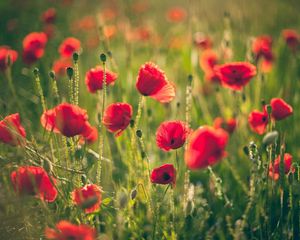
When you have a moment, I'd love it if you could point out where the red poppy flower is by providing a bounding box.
[52,58,72,76]
[270,98,293,121]
[72,184,102,213]
[58,37,81,58]
[193,32,212,50]
[156,120,190,151]
[22,32,47,65]
[213,117,237,134]
[252,35,273,61]
[200,49,218,73]
[166,6,186,22]
[0,113,26,146]
[269,153,295,180]
[0,46,18,71]
[185,126,228,170]
[45,221,96,240]
[41,8,56,24]
[282,29,299,51]
[136,62,175,103]
[102,102,132,137]
[85,66,117,93]
[248,110,269,135]
[150,164,176,186]
[252,35,274,72]
[10,166,57,202]
[41,103,89,137]
[215,62,257,91]
[80,122,98,144]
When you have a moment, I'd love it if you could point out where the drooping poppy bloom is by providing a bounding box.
[41,103,89,137]
[166,6,187,23]
[41,8,56,24]
[80,122,98,144]
[0,113,26,146]
[45,221,96,240]
[156,120,190,151]
[10,166,57,202]
[215,62,257,91]
[248,110,269,135]
[102,103,132,137]
[85,66,117,93]
[150,164,176,186]
[0,46,18,71]
[213,117,237,134]
[52,58,72,76]
[22,32,48,65]
[193,32,213,50]
[185,126,228,170]
[269,153,295,180]
[58,37,81,58]
[72,184,102,213]
[270,98,293,121]
[136,62,175,103]
[282,29,299,51]
[252,35,274,72]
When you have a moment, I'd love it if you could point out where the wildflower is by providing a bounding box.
[102,103,132,137]
[0,46,18,71]
[185,126,228,169]
[252,35,274,72]
[0,113,26,146]
[136,62,175,103]
[45,221,96,240]
[282,29,299,51]
[80,123,98,144]
[248,110,269,135]
[41,103,89,137]
[215,62,257,90]
[270,98,293,121]
[269,153,295,180]
[22,32,47,65]
[193,32,213,50]
[85,66,117,93]
[150,164,176,185]
[11,166,57,202]
[72,184,102,213]
[166,6,187,22]
[41,8,56,24]
[156,120,190,151]
[58,37,81,58]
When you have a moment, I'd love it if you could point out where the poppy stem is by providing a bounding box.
[97,54,107,186]
[73,53,80,105]
[33,68,47,112]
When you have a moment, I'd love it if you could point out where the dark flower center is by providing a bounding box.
[162,172,171,181]
[170,139,175,145]
[262,116,267,122]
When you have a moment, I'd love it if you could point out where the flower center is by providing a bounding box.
[162,172,171,181]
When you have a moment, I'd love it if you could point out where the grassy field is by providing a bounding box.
[0,0,300,239]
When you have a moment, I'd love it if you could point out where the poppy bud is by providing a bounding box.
[100,53,106,62]
[49,71,56,80]
[73,52,79,62]
[33,67,39,76]
[266,105,272,115]
[262,131,278,146]
[131,188,137,200]
[188,74,193,83]
[66,67,74,79]
[136,129,142,138]
[243,146,249,156]
[130,119,135,128]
